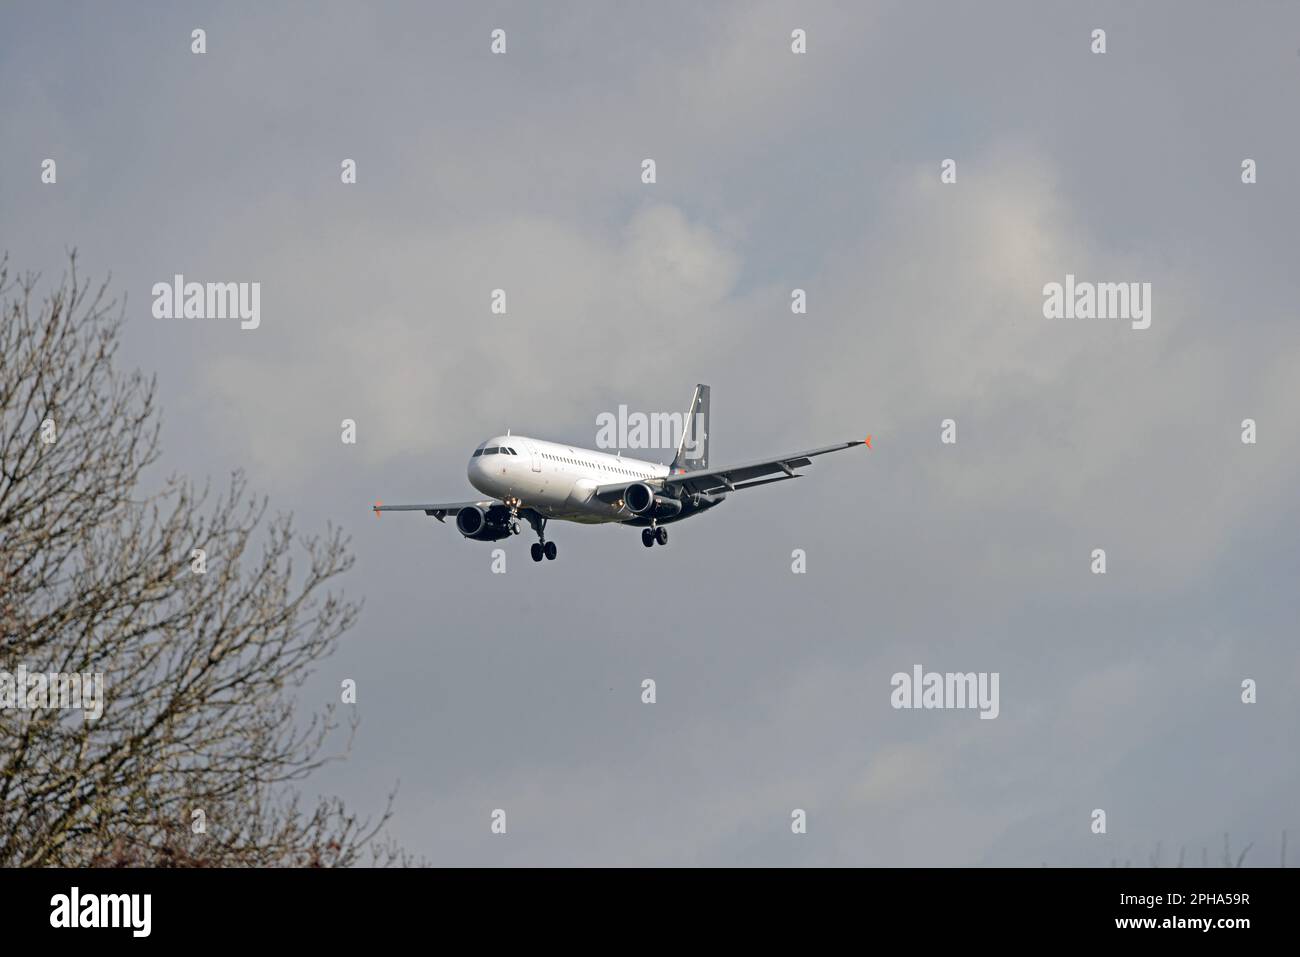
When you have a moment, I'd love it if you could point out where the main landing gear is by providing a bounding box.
[641,526,669,548]
[528,515,557,562]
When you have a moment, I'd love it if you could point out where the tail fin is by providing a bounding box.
[669,384,710,472]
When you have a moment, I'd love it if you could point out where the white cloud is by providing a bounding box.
[202,204,744,481]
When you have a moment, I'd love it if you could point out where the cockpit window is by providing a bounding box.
[472,449,483,457]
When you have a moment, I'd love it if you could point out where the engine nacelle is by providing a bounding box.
[455,505,512,541]
[624,482,683,519]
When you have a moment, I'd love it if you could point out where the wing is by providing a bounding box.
[593,437,870,502]
[371,499,496,522]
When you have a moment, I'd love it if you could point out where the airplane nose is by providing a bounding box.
[467,455,494,494]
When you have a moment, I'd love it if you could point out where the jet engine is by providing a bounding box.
[624,482,683,519]
[455,505,513,541]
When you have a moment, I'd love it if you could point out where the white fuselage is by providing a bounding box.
[467,435,672,524]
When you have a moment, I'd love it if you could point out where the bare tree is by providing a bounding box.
[0,254,400,866]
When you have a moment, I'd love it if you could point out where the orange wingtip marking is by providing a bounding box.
[864,435,872,449]
[373,500,382,517]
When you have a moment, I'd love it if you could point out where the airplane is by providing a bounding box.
[372,384,870,562]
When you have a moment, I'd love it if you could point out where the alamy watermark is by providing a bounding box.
[152,274,260,330]
[595,405,704,453]
[1042,273,1151,330]
[891,664,999,719]
[50,887,150,937]
[0,666,104,720]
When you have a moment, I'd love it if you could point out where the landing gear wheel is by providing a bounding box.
[655,527,668,546]
[544,541,557,561]
[642,528,655,548]
[531,543,544,562]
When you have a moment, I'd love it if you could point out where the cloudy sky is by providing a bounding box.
[4,0,1298,865]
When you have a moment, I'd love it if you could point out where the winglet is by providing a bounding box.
[864,434,872,450]
[373,500,382,518]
